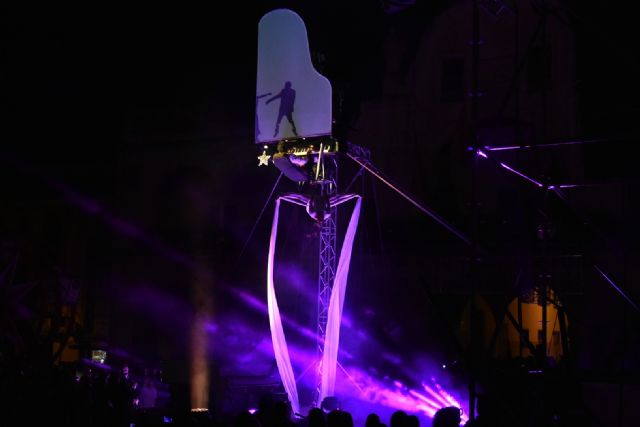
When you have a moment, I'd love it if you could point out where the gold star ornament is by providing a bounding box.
[258,150,270,166]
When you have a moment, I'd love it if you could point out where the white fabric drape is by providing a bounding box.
[320,197,361,402]
[267,198,300,414]
[268,196,361,412]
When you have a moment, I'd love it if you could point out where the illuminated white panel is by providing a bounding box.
[256,9,332,143]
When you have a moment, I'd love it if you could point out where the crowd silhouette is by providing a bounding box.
[235,405,468,427]
[1,355,474,427]
[8,354,580,426]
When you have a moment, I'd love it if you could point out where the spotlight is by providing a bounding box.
[91,349,107,364]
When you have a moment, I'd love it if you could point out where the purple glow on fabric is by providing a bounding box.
[499,162,544,187]
[251,288,470,420]
[266,195,361,410]
[212,313,469,423]
[215,302,469,423]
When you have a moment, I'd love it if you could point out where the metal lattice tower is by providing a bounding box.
[315,173,337,405]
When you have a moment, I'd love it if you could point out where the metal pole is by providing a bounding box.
[468,0,481,421]
[315,160,338,406]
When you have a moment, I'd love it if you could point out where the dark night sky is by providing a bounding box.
[2,3,639,275]
[4,2,638,150]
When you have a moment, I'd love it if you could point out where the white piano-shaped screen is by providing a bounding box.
[255,9,333,144]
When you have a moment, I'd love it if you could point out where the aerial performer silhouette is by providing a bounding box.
[266,81,298,138]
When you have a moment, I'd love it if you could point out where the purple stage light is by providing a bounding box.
[416,404,438,418]
[476,150,488,158]
[204,322,218,333]
[277,263,315,297]
[408,390,441,411]
[422,383,451,408]
[232,289,318,340]
[331,364,468,424]
[232,289,268,312]
[434,382,462,408]
[382,353,402,366]
[118,284,194,337]
[231,289,353,351]
[46,176,195,267]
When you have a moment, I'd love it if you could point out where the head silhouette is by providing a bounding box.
[432,407,461,427]
[366,413,380,427]
[308,407,326,427]
[285,81,292,89]
[390,411,408,427]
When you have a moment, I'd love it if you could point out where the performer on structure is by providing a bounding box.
[266,81,298,138]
